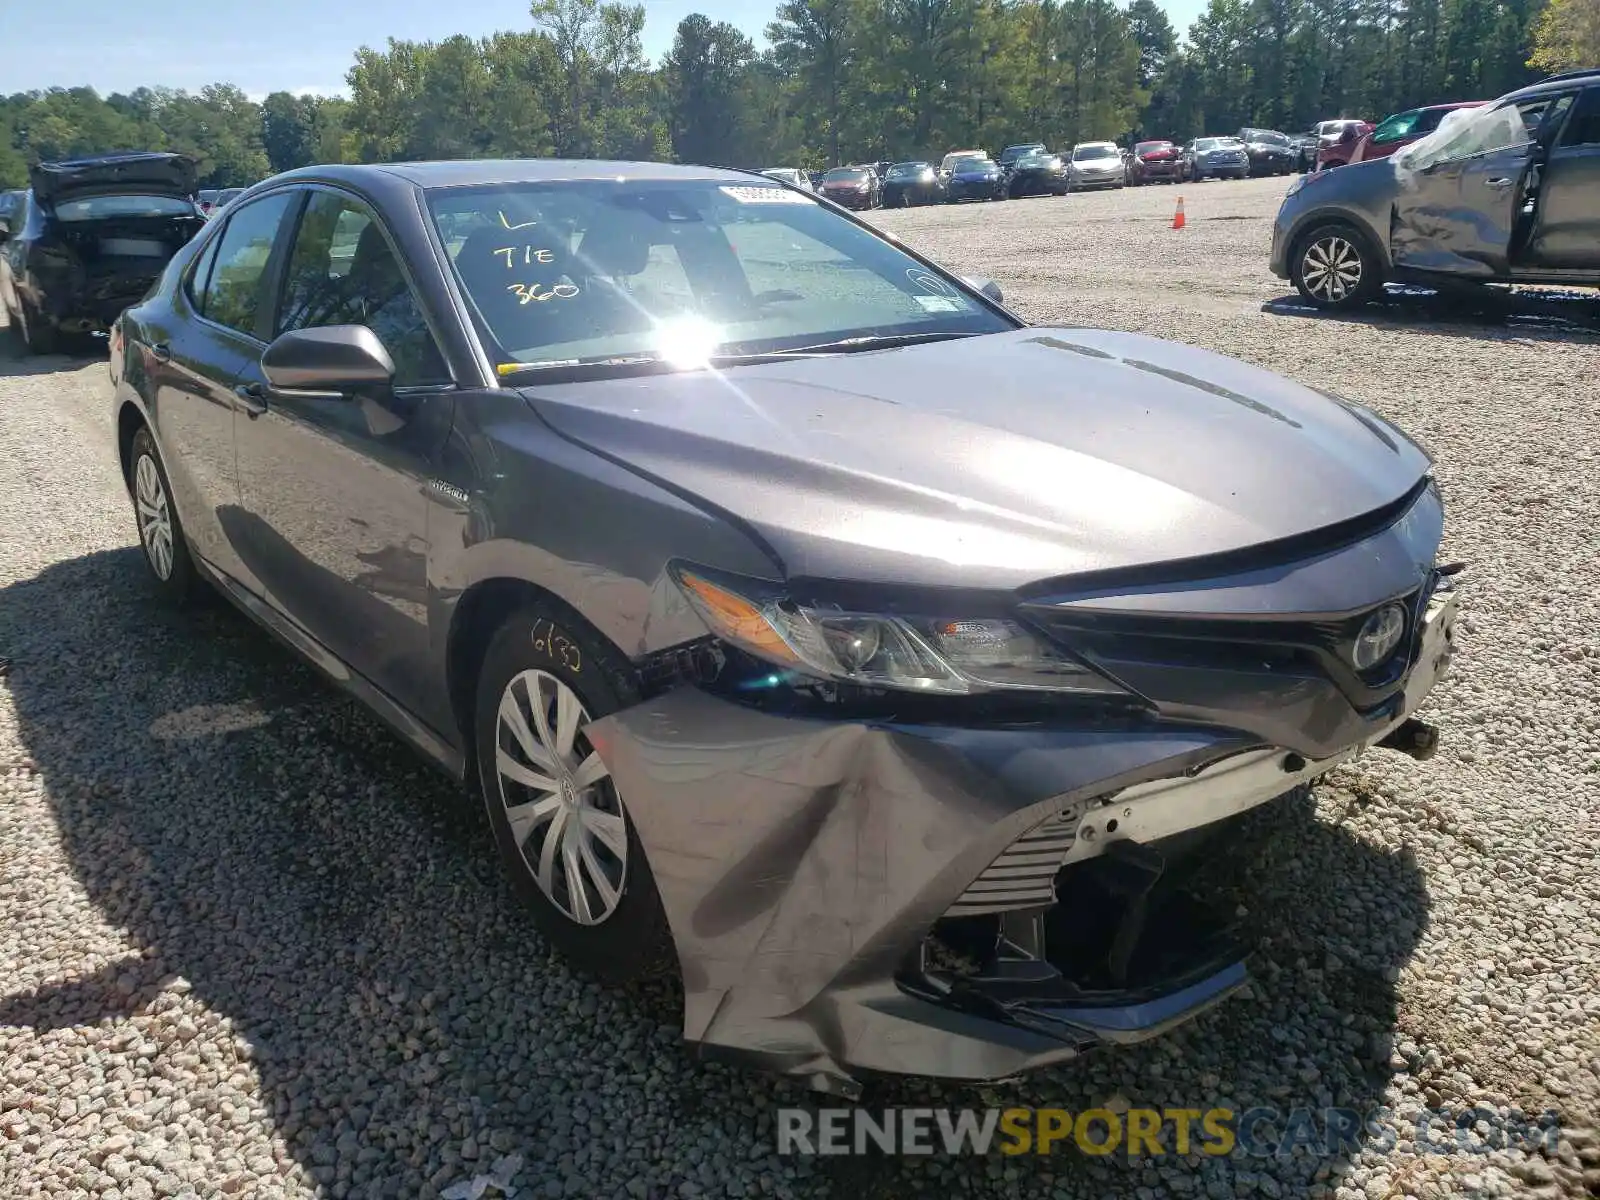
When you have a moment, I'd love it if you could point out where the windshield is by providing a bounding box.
[823,168,868,183]
[426,179,1012,373]
[1244,130,1289,145]
[1017,154,1060,169]
[1135,141,1172,153]
[887,163,930,178]
[51,194,196,220]
[1373,111,1423,142]
[949,156,992,172]
[1001,144,1045,161]
[1073,145,1116,160]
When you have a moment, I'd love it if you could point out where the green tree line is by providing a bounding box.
[3,0,1592,190]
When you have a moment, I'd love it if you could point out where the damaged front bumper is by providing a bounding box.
[589,580,1460,1094]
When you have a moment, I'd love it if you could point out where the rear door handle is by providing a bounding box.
[149,341,172,363]
[234,382,269,418]
[1484,177,1515,189]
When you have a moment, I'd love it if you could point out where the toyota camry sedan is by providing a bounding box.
[110,159,1460,1095]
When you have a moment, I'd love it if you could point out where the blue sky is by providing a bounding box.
[10,0,1207,99]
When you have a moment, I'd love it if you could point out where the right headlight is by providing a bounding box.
[672,566,1126,697]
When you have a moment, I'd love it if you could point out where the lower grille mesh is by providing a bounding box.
[947,802,1090,916]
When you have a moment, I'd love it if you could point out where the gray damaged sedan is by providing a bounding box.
[1272,69,1600,308]
[110,159,1461,1095]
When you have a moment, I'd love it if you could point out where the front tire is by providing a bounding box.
[128,426,201,602]
[474,609,676,985]
[1291,222,1383,309]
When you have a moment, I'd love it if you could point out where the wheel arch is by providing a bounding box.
[115,398,149,489]
[1285,206,1392,275]
[444,575,644,788]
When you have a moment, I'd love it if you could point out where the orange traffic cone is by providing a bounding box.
[1172,195,1186,229]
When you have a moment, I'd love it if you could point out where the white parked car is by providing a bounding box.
[758,168,813,192]
[1066,142,1127,190]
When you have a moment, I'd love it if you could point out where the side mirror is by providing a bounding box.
[261,325,395,394]
[962,275,1004,305]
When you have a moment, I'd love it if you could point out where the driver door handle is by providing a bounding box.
[149,341,171,363]
[1484,177,1515,189]
[234,381,269,418]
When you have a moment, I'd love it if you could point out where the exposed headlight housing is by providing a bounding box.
[1351,603,1407,671]
[673,566,1126,696]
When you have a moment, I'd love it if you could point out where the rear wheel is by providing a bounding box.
[128,426,201,602]
[1291,222,1383,309]
[474,609,676,985]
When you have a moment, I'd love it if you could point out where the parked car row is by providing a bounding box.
[1272,68,1600,308]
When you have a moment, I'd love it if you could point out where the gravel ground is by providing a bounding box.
[1,175,1597,1200]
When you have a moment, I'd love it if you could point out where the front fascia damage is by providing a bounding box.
[589,691,1258,1092]
[586,483,1457,1094]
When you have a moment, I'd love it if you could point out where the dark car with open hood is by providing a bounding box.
[1,151,204,354]
[1272,71,1600,307]
[110,158,1460,1097]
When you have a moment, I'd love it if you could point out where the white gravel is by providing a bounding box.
[2,176,1597,1200]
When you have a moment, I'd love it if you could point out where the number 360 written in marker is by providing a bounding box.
[507,282,580,304]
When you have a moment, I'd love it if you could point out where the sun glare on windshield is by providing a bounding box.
[654,314,723,368]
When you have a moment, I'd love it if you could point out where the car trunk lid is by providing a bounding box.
[30,152,198,206]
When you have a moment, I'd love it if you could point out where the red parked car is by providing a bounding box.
[1348,101,1487,164]
[1128,140,1182,184]
[1312,119,1374,171]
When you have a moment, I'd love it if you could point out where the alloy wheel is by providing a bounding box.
[494,668,628,926]
[1301,234,1363,303]
[134,453,175,580]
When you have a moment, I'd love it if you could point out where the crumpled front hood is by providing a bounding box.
[520,327,1431,590]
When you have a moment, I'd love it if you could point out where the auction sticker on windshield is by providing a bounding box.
[719,186,814,204]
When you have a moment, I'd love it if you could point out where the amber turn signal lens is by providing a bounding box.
[675,572,803,668]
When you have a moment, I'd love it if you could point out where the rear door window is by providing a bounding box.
[199,192,296,338]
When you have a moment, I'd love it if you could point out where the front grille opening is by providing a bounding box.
[910,824,1252,1005]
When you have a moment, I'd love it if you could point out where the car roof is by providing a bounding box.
[268,159,761,192]
[1500,70,1600,102]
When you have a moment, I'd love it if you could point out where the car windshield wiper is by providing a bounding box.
[719,330,983,360]
[498,332,984,379]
